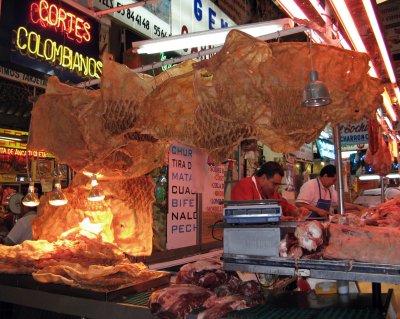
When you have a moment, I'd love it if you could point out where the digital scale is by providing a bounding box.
[223,200,282,224]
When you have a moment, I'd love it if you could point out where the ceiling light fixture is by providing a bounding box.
[49,163,68,206]
[132,18,293,54]
[87,174,105,202]
[49,179,68,206]
[329,0,378,77]
[274,0,324,43]
[359,174,380,180]
[308,0,351,49]
[382,88,397,122]
[384,115,393,131]
[362,0,397,84]
[394,87,400,105]
[22,119,39,207]
[22,181,40,207]
[302,32,332,107]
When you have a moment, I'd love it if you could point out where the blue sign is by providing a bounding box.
[316,139,335,160]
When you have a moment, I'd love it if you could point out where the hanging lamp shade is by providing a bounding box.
[22,182,40,207]
[49,180,68,206]
[88,174,105,202]
[302,70,332,107]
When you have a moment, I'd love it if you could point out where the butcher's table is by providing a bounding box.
[223,254,400,284]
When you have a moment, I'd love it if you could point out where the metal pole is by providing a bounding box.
[380,176,385,203]
[333,124,345,214]
[94,0,159,16]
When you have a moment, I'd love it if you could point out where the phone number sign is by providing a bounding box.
[95,0,170,39]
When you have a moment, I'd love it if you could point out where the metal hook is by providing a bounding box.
[277,30,280,43]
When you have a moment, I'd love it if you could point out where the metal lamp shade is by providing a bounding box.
[302,70,332,107]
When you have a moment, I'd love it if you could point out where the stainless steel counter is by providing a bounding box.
[223,254,400,284]
[0,283,157,319]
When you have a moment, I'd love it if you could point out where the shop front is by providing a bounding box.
[1,0,400,319]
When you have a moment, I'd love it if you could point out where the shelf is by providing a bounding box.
[223,254,400,284]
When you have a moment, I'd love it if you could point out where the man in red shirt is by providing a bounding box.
[231,161,309,217]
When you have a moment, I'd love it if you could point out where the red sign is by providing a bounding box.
[30,0,92,43]
[0,147,50,158]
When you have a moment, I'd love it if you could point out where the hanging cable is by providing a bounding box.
[22,97,40,207]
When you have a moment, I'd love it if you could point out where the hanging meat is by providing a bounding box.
[365,118,392,175]
[29,30,383,178]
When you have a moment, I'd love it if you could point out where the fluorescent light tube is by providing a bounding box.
[363,0,397,84]
[382,88,397,122]
[330,0,378,77]
[359,174,380,180]
[384,116,393,130]
[132,18,292,54]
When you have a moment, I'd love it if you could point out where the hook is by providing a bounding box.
[277,30,280,43]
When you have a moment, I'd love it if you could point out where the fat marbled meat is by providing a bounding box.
[197,295,248,319]
[149,260,265,318]
[148,284,214,319]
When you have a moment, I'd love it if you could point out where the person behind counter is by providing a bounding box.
[231,161,309,217]
[296,164,363,219]
[0,205,37,245]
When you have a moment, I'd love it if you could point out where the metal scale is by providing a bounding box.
[223,200,283,258]
[224,199,282,224]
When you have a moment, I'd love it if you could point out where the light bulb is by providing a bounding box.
[22,182,40,207]
[49,180,68,206]
[88,175,105,202]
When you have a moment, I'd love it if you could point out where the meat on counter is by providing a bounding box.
[149,259,265,319]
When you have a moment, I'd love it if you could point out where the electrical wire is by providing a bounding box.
[211,219,224,241]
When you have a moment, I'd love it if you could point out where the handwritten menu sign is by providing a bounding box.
[167,144,224,249]
[201,162,224,244]
[167,144,197,249]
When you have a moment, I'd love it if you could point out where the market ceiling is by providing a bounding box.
[271,0,399,114]
[0,0,398,133]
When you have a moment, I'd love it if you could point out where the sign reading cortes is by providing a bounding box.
[10,0,101,82]
[340,118,369,145]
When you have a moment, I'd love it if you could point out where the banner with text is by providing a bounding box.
[340,118,368,145]
[171,0,236,55]
[94,0,170,40]
[168,144,198,249]
[167,144,224,249]
[201,159,224,244]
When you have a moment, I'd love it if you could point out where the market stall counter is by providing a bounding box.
[0,274,392,319]
[0,272,166,319]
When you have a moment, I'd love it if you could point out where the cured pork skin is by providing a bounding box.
[148,284,214,319]
[324,223,400,264]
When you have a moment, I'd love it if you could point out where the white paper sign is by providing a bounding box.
[167,144,198,249]
[94,0,170,39]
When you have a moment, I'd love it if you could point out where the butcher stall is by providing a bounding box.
[0,20,396,319]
